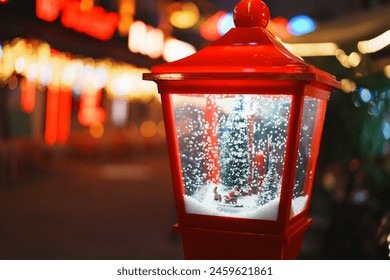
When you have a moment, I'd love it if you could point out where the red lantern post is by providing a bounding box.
[144,0,340,259]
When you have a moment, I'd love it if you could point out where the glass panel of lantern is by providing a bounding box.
[171,93,297,221]
[291,97,327,218]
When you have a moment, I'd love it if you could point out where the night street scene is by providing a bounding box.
[0,0,390,260]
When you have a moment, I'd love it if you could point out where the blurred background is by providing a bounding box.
[0,0,389,260]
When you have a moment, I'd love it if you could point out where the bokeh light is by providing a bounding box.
[93,65,109,89]
[128,21,147,54]
[89,122,104,139]
[128,21,164,59]
[111,99,129,127]
[146,28,165,59]
[358,30,390,54]
[163,38,196,62]
[14,57,26,73]
[80,0,94,11]
[140,121,157,138]
[8,75,18,90]
[322,171,336,190]
[200,11,226,41]
[112,73,135,98]
[118,0,136,36]
[341,79,356,93]
[267,17,290,39]
[359,88,372,103]
[348,52,361,67]
[217,12,234,36]
[39,61,52,86]
[349,159,360,172]
[368,101,379,116]
[384,65,390,79]
[36,0,60,22]
[287,15,316,36]
[62,61,78,87]
[26,63,39,82]
[284,42,338,57]
[169,2,199,29]
[157,120,165,137]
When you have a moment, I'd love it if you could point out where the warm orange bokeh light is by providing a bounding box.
[267,17,290,39]
[89,122,104,139]
[157,120,165,137]
[140,121,157,138]
[200,11,226,41]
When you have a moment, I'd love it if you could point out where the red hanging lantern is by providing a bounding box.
[144,0,340,259]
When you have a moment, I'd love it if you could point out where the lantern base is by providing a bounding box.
[173,219,312,260]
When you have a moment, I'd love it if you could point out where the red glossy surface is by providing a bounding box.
[174,218,312,260]
[234,0,270,28]
[144,27,339,92]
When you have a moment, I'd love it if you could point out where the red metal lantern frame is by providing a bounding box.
[144,0,340,259]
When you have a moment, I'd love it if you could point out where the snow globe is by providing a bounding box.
[144,0,340,259]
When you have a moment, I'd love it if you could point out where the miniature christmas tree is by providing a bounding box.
[219,95,250,191]
[257,152,281,206]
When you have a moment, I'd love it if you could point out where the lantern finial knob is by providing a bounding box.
[233,0,270,28]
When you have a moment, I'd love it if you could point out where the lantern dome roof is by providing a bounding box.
[145,0,340,90]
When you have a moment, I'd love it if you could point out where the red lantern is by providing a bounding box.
[144,0,340,260]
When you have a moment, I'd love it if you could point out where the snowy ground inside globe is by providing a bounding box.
[184,184,308,221]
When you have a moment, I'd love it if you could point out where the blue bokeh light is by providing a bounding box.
[383,121,390,140]
[359,88,372,103]
[287,15,316,36]
[217,12,235,36]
